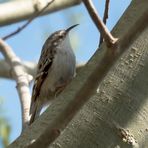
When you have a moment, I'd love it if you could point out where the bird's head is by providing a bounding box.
[47,24,79,47]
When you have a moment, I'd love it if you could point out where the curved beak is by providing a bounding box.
[66,24,79,33]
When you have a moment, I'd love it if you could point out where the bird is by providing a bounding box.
[29,24,78,124]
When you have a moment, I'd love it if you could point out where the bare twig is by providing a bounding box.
[83,0,117,47]
[0,39,32,129]
[99,0,110,46]
[2,0,54,40]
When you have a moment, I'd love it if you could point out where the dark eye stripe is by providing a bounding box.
[59,35,64,38]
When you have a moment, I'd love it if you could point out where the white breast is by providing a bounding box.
[39,34,76,102]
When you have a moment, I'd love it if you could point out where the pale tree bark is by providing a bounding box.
[8,0,148,147]
[50,1,148,148]
[0,39,32,129]
[0,0,82,26]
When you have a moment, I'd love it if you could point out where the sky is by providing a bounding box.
[0,0,132,147]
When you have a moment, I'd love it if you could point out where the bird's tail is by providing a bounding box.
[29,102,42,125]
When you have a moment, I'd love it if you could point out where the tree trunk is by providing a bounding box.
[8,0,148,147]
[51,6,148,148]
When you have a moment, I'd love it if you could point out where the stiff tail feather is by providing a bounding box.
[29,102,42,125]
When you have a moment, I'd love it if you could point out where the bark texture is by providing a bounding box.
[50,0,148,147]
[8,0,148,147]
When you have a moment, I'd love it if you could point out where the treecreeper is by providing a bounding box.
[29,24,78,124]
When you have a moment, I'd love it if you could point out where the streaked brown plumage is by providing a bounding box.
[29,24,78,124]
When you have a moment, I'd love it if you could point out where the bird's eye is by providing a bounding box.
[59,35,64,38]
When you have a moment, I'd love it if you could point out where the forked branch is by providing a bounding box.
[83,0,118,47]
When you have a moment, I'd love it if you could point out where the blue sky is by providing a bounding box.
[0,0,131,147]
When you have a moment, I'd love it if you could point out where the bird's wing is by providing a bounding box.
[30,42,55,114]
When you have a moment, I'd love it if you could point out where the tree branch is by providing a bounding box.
[2,0,54,40]
[0,60,85,80]
[99,0,110,46]
[82,0,117,47]
[8,0,148,147]
[0,60,37,80]
[0,39,32,129]
[0,0,82,27]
